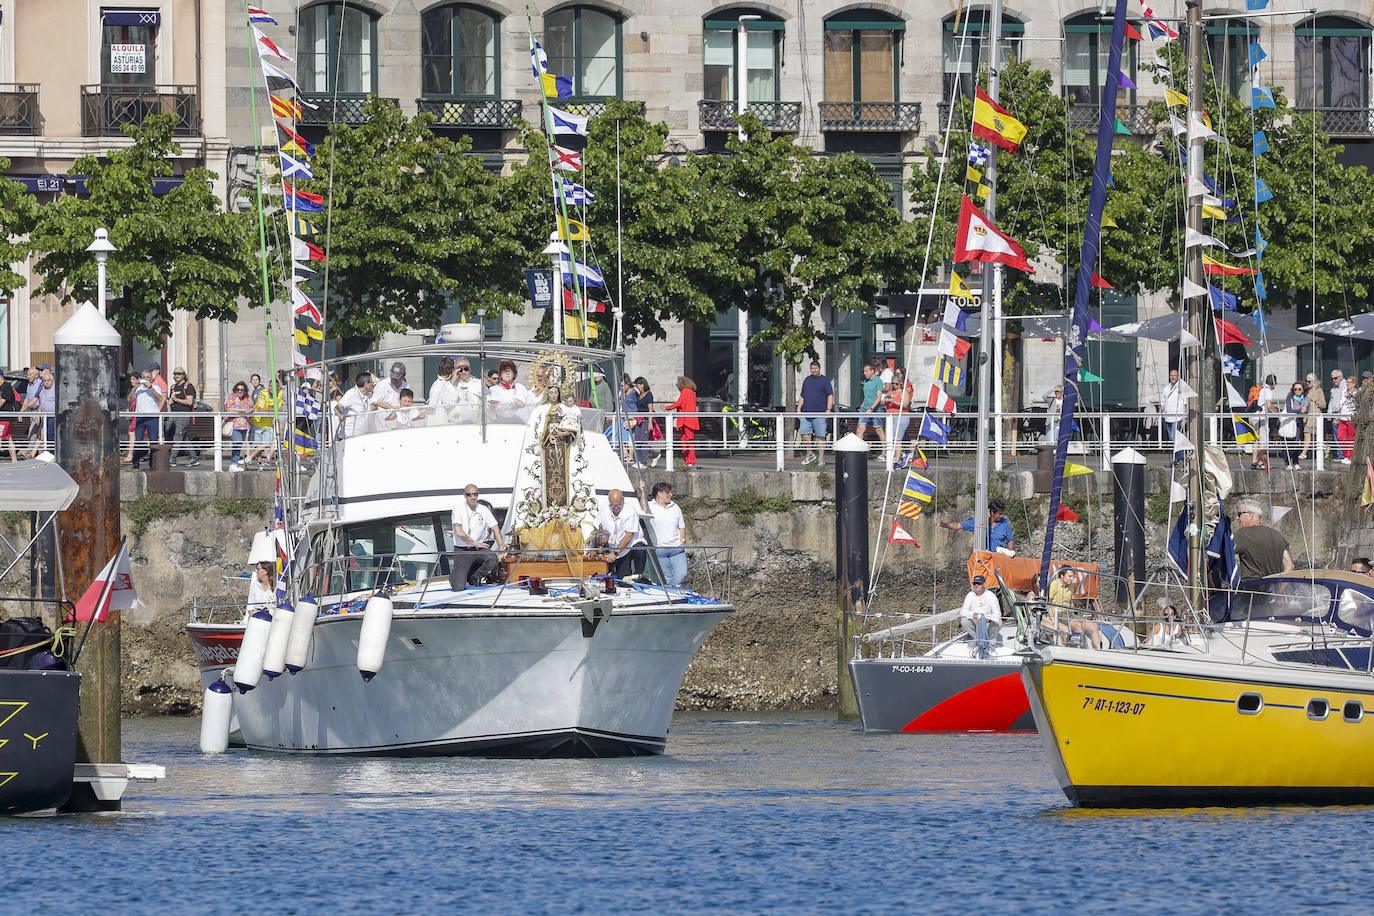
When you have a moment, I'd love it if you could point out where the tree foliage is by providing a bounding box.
[0,160,36,296]
[303,98,527,344]
[23,116,256,344]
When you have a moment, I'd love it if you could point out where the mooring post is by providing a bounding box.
[54,301,123,812]
[1111,448,1146,605]
[834,432,869,721]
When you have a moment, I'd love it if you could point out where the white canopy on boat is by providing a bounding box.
[0,459,79,512]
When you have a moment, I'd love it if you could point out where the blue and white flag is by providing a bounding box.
[968,143,990,166]
[548,106,589,136]
[1222,354,1243,376]
[558,178,595,206]
[295,388,321,421]
[280,151,312,180]
[918,413,950,445]
[530,39,548,77]
[560,254,605,288]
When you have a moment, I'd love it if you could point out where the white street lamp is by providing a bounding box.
[542,236,570,346]
[86,228,117,318]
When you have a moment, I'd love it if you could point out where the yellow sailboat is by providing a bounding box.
[1022,571,1374,806]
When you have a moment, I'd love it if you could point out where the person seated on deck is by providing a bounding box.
[1048,565,1102,649]
[960,575,1002,646]
[1146,598,1184,647]
[450,484,506,590]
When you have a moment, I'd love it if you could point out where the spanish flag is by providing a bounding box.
[971,87,1027,153]
[1203,254,1258,276]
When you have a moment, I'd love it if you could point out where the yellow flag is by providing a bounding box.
[1164,89,1189,107]
[966,166,983,184]
[280,139,309,158]
[1101,215,1118,229]
[1201,203,1229,220]
[1064,462,1095,477]
[558,215,588,242]
[974,182,990,200]
[949,271,976,300]
[564,315,600,339]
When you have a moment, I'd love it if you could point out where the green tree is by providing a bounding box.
[503,99,746,345]
[0,161,35,295]
[694,113,921,367]
[24,116,256,344]
[302,98,526,349]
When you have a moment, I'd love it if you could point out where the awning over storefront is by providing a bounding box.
[6,174,187,195]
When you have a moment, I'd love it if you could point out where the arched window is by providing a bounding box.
[824,10,904,103]
[943,10,1022,102]
[703,10,783,104]
[422,5,501,97]
[545,6,622,98]
[1205,18,1258,99]
[299,3,378,95]
[1063,12,1137,106]
[1296,16,1371,110]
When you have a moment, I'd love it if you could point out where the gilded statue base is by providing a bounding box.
[514,520,589,578]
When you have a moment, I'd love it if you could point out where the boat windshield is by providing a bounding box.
[314,513,455,594]
[1227,579,1332,623]
[1336,585,1374,635]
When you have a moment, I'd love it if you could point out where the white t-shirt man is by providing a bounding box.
[647,500,685,547]
[336,385,373,437]
[133,383,162,415]
[452,500,499,547]
[428,376,456,407]
[961,587,1002,625]
[1329,376,1347,419]
[1159,374,1192,425]
[373,376,407,410]
[596,500,644,558]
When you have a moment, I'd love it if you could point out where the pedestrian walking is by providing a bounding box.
[167,367,199,466]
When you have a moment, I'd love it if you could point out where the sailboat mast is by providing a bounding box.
[1184,0,1208,611]
[974,0,1004,551]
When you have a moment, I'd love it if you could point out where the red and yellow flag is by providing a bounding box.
[971,87,1027,153]
[270,94,301,119]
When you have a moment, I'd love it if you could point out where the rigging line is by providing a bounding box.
[868,20,977,598]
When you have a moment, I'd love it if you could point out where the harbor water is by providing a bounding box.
[7,712,1369,913]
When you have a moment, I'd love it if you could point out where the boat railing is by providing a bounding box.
[296,544,733,611]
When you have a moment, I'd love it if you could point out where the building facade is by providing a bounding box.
[2,1,1371,407]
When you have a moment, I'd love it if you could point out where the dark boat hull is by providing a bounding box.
[849,657,1034,733]
[0,669,81,814]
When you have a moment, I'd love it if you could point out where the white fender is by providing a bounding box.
[261,603,294,679]
[356,595,394,682]
[284,595,319,674]
[232,608,273,692]
[199,678,234,754]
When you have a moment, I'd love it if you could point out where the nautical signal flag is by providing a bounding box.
[1055,504,1081,522]
[1208,284,1238,311]
[903,473,936,504]
[896,500,923,520]
[280,151,312,180]
[557,215,589,242]
[295,388,322,421]
[938,328,971,361]
[954,196,1034,274]
[1203,254,1257,276]
[283,182,324,213]
[253,26,292,62]
[968,143,990,166]
[292,431,319,457]
[921,383,957,413]
[1123,21,1142,40]
[248,7,278,24]
[908,447,928,470]
[934,356,964,388]
[560,254,605,288]
[292,286,322,324]
[293,326,324,346]
[1233,414,1258,445]
[261,60,300,94]
[530,38,549,77]
[919,413,950,445]
[541,73,573,99]
[291,235,325,262]
[270,94,302,119]
[949,271,976,300]
[1216,317,1253,346]
[292,214,322,237]
[889,519,919,546]
[558,178,595,206]
[1090,272,1113,290]
[551,144,582,172]
[971,87,1026,153]
[1064,462,1094,477]
[562,289,606,312]
[943,301,973,331]
[1164,88,1189,107]
[548,106,589,136]
[277,124,315,160]
[564,315,600,339]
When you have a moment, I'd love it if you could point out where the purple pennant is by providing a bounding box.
[1086,315,1107,333]
[1118,74,1137,90]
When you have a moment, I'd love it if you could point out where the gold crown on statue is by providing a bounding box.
[526,348,580,396]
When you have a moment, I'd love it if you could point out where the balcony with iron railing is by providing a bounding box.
[556,97,645,119]
[1316,106,1374,137]
[81,85,199,137]
[698,100,802,132]
[818,101,920,132]
[0,85,40,136]
[1066,102,1156,134]
[298,93,399,127]
[416,97,522,129]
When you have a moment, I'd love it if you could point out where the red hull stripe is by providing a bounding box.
[899,672,1031,732]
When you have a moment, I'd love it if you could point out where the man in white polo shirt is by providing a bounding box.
[449,484,505,590]
[960,575,1002,657]
[596,488,646,579]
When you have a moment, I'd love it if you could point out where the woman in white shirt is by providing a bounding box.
[486,359,533,424]
[246,561,276,614]
[646,481,687,587]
